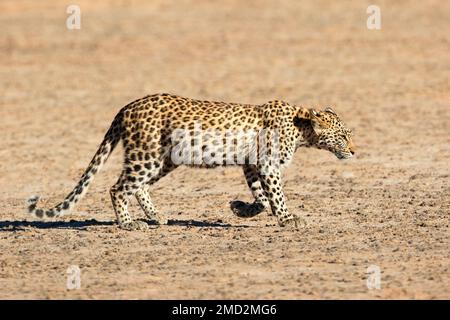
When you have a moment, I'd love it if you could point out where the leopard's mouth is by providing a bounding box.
[335,151,353,160]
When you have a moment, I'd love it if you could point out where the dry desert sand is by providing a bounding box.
[0,0,449,299]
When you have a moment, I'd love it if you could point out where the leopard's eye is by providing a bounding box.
[336,139,346,148]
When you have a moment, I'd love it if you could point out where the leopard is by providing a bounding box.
[27,93,355,231]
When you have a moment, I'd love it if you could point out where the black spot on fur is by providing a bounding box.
[144,163,152,170]
[28,203,37,212]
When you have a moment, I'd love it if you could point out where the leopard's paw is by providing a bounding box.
[153,213,168,225]
[279,215,307,230]
[144,212,168,225]
[230,200,265,218]
[119,220,149,231]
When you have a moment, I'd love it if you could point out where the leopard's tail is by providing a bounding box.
[26,113,123,219]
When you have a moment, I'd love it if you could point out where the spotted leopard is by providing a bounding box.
[27,93,355,230]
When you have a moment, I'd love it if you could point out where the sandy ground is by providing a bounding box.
[0,0,449,299]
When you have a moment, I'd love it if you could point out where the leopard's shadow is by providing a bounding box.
[0,218,251,231]
[0,219,114,231]
[165,219,250,228]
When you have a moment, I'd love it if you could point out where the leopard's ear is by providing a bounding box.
[324,107,337,115]
[308,108,327,135]
[296,107,312,120]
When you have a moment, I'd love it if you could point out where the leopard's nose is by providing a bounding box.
[348,138,356,156]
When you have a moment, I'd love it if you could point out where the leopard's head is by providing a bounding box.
[296,107,355,159]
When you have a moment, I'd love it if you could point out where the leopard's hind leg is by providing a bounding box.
[135,163,176,225]
[110,172,149,231]
[135,186,160,222]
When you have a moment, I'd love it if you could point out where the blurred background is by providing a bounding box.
[0,0,448,299]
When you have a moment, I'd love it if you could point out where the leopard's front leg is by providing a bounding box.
[231,165,270,218]
[258,167,306,229]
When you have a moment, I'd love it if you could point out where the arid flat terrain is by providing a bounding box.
[0,0,449,299]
